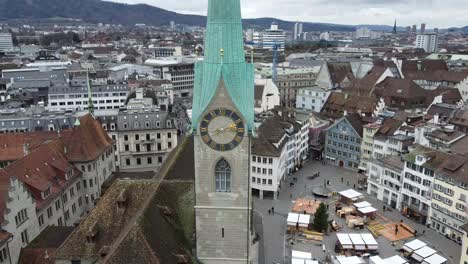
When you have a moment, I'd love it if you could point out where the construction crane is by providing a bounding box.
[272,42,280,82]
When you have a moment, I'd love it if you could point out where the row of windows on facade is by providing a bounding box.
[406,161,434,177]
[123,142,172,153]
[252,177,273,185]
[432,192,466,212]
[49,99,126,106]
[122,120,172,130]
[49,92,127,100]
[431,203,466,222]
[123,132,172,141]
[252,166,273,175]
[252,156,273,164]
[124,156,163,166]
[327,139,361,152]
[328,131,361,144]
[326,147,360,161]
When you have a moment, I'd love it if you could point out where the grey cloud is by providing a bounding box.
[108,0,468,28]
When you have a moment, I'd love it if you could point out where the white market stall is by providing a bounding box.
[288,213,300,227]
[292,260,319,264]
[422,254,447,264]
[361,233,378,250]
[349,233,366,250]
[411,246,436,262]
[353,201,372,208]
[337,233,353,249]
[384,255,409,264]
[369,256,386,264]
[339,189,364,205]
[336,256,364,264]
[298,214,311,228]
[292,250,312,260]
[402,239,426,254]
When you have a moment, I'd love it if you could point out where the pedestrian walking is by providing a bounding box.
[290,192,293,199]
[268,209,271,215]
[422,230,426,235]
[347,181,349,186]
[383,205,386,212]
[271,206,275,214]
[341,177,344,182]
[395,225,399,235]
[353,184,356,189]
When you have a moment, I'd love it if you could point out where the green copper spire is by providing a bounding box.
[192,0,254,132]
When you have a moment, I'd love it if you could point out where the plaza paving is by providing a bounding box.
[253,160,461,264]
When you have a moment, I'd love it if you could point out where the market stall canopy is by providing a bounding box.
[361,233,378,250]
[298,214,311,227]
[411,246,436,262]
[353,201,372,208]
[358,206,377,214]
[287,213,300,226]
[402,239,427,253]
[292,250,312,260]
[369,256,386,264]
[292,260,319,264]
[349,233,366,250]
[339,189,364,200]
[384,255,409,264]
[422,254,447,264]
[337,256,364,264]
[337,233,353,249]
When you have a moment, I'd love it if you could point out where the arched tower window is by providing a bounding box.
[215,159,231,192]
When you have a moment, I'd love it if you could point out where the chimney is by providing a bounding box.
[343,110,348,117]
[23,143,30,156]
[136,88,144,100]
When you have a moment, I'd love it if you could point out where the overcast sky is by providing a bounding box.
[107,0,467,28]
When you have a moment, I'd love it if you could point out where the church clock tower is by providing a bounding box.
[192,0,255,263]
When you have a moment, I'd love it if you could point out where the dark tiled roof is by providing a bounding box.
[0,141,81,222]
[401,59,448,75]
[19,226,74,264]
[321,92,378,120]
[427,129,465,142]
[327,62,355,85]
[451,136,468,155]
[405,70,468,83]
[376,118,403,137]
[374,77,426,98]
[344,113,364,137]
[436,155,468,184]
[404,145,450,170]
[451,109,468,128]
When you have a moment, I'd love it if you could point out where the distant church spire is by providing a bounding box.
[393,19,397,34]
[86,69,94,115]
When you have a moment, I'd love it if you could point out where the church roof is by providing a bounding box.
[192,0,254,132]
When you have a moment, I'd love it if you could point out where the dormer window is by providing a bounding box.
[65,168,73,180]
[42,186,51,199]
[167,120,172,127]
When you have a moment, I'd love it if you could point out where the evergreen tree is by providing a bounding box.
[313,202,329,232]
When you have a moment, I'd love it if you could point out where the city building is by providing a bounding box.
[254,78,280,113]
[316,62,354,90]
[461,224,468,264]
[421,23,426,34]
[294,23,303,40]
[252,22,286,51]
[276,70,317,108]
[401,145,448,224]
[154,46,183,58]
[367,156,405,210]
[430,155,468,243]
[47,84,130,111]
[324,113,364,170]
[0,33,13,52]
[0,114,114,264]
[295,85,331,113]
[356,27,371,39]
[320,92,380,120]
[190,0,257,262]
[252,112,309,199]
[415,33,439,53]
[145,57,195,98]
[360,122,381,170]
[319,32,330,41]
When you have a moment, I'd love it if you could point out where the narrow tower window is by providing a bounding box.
[215,159,231,192]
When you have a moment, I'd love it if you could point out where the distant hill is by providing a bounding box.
[1,0,464,33]
[0,0,355,32]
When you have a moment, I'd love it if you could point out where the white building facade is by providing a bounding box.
[296,86,331,113]
[415,33,439,53]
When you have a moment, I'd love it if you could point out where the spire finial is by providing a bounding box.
[220,48,224,64]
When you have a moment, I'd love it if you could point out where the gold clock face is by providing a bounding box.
[199,108,245,151]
